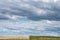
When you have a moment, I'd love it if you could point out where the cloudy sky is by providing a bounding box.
[0,0,60,36]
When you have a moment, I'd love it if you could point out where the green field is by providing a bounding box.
[30,36,60,40]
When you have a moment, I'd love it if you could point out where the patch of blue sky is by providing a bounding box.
[17,17,29,21]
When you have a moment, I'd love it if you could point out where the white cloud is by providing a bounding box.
[0,20,60,36]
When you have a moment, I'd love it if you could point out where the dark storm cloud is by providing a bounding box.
[0,0,60,21]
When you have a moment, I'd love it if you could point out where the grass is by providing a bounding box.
[30,36,60,40]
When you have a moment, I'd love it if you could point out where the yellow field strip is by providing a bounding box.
[0,36,29,39]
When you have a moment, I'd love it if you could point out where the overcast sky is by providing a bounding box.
[0,0,60,36]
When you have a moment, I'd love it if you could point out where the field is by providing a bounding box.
[0,36,29,40]
[30,36,60,40]
[0,36,60,40]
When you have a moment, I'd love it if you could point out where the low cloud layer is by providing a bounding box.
[0,0,60,21]
[0,20,60,36]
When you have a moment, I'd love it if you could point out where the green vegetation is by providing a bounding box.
[30,36,60,38]
[30,36,60,40]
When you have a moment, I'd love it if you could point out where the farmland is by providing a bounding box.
[0,36,60,40]
[0,36,29,40]
[30,36,60,40]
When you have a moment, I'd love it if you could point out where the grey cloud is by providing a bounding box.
[0,0,60,21]
[45,27,60,33]
[0,15,10,20]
